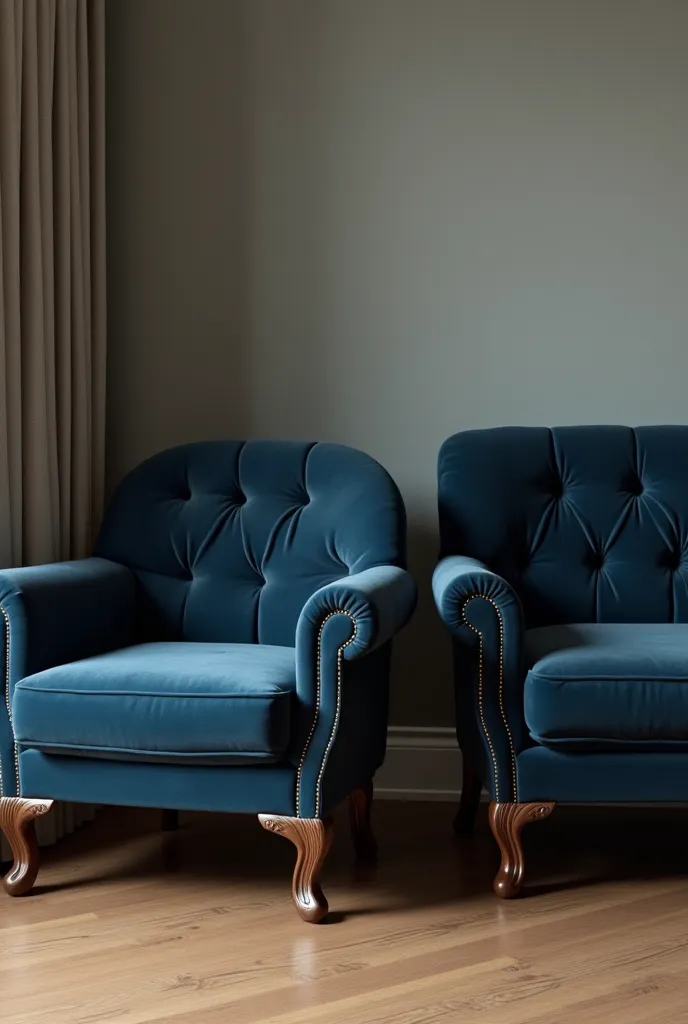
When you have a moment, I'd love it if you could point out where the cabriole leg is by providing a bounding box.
[0,798,54,896]
[259,814,334,923]
[489,801,555,897]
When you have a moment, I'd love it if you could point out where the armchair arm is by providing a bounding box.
[0,557,135,797]
[294,565,417,817]
[433,555,526,803]
[297,565,417,667]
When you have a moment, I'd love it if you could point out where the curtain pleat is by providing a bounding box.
[0,0,105,566]
[0,0,106,851]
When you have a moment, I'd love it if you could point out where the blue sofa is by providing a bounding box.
[434,425,688,897]
[0,440,416,922]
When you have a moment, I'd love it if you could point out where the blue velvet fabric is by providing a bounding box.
[3,440,415,819]
[516,747,688,803]
[0,559,134,797]
[19,750,298,815]
[295,566,417,817]
[13,643,296,764]
[94,440,406,646]
[436,425,688,804]
[433,556,525,802]
[525,624,688,749]
[439,426,688,626]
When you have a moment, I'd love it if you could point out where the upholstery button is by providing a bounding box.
[625,476,644,496]
[291,490,309,508]
[179,487,191,501]
[664,550,682,572]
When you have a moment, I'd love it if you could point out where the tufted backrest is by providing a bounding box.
[95,440,406,646]
[438,426,688,626]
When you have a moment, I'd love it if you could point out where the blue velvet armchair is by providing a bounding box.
[434,425,688,897]
[0,440,416,922]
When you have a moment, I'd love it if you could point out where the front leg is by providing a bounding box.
[0,798,54,896]
[489,801,555,897]
[259,814,334,923]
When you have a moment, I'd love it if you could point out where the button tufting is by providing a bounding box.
[663,550,682,572]
[549,477,563,499]
[589,551,605,571]
[291,490,310,509]
[625,476,644,497]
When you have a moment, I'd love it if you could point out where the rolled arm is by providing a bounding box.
[433,555,526,802]
[294,565,417,817]
[0,557,135,798]
[297,565,417,668]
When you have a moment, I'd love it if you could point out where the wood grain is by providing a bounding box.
[258,814,333,923]
[0,797,54,896]
[2,802,688,1023]
[489,800,556,897]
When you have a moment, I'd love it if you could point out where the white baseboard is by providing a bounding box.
[374,726,463,802]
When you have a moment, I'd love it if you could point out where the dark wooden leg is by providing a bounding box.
[161,809,179,832]
[453,764,483,836]
[488,801,555,898]
[348,779,377,863]
[259,814,334,923]
[0,798,54,896]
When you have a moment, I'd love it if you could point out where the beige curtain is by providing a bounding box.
[0,0,105,565]
[0,0,105,852]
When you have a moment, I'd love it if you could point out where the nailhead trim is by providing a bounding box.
[296,609,357,818]
[315,615,357,818]
[461,595,518,803]
[0,605,18,798]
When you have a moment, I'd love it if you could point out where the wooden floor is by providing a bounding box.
[3,801,688,1023]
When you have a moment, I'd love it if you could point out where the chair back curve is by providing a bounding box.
[96,440,406,645]
[438,425,688,627]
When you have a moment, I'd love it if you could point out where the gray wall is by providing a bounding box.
[107,0,688,726]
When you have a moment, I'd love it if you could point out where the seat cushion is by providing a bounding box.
[13,642,296,765]
[525,624,688,750]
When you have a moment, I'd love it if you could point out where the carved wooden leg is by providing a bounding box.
[489,801,555,898]
[0,798,54,896]
[453,764,483,836]
[259,814,334,923]
[161,809,179,832]
[348,780,377,863]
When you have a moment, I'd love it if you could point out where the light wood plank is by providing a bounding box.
[2,802,688,1023]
